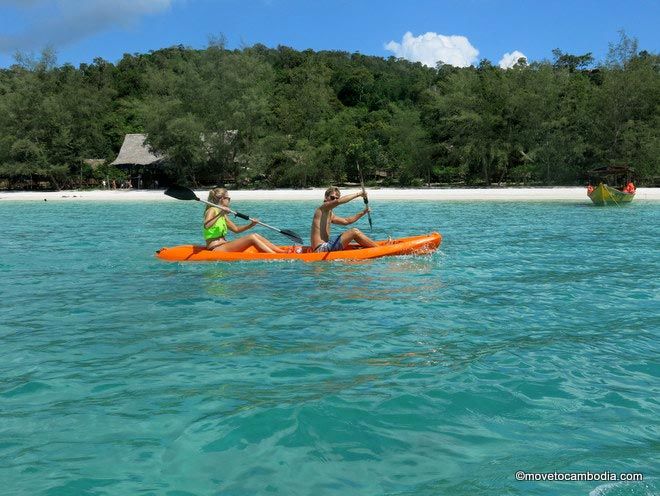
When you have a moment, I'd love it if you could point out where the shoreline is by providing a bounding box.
[1,187,660,202]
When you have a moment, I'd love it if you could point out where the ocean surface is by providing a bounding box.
[1,198,658,496]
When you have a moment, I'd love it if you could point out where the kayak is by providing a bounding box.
[156,232,441,262]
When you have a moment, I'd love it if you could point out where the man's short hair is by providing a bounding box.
[325,187,340,198]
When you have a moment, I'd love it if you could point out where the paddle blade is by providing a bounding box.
[164,185,199,201]
[280,229,304,245]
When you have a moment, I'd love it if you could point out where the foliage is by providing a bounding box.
[0,35,658,190]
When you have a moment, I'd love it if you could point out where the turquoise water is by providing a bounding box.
[1,199,658,496]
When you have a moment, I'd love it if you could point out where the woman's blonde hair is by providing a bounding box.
[206,187,228,212]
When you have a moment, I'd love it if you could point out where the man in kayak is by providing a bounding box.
[311,187,377,252]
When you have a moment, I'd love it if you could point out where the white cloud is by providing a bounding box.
[385,31,479,68]
[0,0,174,54]
[498,50,527,69]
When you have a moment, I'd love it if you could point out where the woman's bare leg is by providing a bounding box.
[213,234,286,253]
[251,233,287,253]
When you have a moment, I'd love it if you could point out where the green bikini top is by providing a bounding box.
[203,208,228,240]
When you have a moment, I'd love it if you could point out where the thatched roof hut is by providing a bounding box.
[110,134,165,167]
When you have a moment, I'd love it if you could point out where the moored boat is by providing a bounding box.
[587,183,635,206]
[586,165,636,206]
[156,232,441,262]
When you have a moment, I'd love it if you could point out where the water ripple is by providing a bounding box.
[0,201,658,495]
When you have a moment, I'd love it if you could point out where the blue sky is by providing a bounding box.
[0,0,657,69]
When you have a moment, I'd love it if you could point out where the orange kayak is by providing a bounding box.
[156,232,441,262]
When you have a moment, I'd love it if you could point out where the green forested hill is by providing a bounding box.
[0,33,657,189]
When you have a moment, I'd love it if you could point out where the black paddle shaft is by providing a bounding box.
[356,163,373,230]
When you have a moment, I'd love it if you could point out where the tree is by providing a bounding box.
[0,40,657,189]
[552,49,594,72]
[605,31,639,68]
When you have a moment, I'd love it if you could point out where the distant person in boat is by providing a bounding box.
[623,181,636,194]
[311,187,377,252]
[204,188,286,253]
[587,184,595,194]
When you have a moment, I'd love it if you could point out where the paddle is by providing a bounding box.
[164,185,304,244]
[356,163,373,230]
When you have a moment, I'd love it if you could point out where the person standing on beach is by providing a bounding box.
[204,187,287,253]
[310,187,377,252]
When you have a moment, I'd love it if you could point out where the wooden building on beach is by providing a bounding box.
[111,131,242,188]
[111,134,167,188]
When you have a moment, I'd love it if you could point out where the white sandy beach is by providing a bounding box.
[1,187,659,202]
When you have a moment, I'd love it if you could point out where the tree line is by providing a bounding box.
[0,32,657,189]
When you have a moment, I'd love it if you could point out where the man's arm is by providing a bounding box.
[332,208,369,225]
[319,191,364,211]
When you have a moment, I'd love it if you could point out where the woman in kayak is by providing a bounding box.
[204,188,286,253]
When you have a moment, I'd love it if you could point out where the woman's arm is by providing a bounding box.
[226,217,257,233]
[204,207,223,229]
